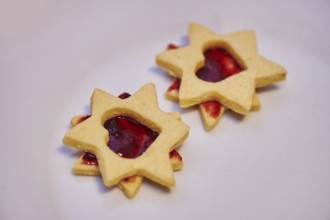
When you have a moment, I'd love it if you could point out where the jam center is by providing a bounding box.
[196,47,243,82]
[82,152,98,165]
[103,116,159,159]
[201,101,221,118]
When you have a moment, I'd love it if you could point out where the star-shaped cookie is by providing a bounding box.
[156,22,286,116]
[70,113,184,198]
[63,83,189,195]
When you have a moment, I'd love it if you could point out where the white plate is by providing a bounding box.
[1,0,330,219]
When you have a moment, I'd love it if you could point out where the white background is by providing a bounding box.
[1,0,330,219]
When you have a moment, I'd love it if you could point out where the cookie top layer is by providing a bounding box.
[70,112,184,198]
[156,22,286,114]
[63,83,189,188]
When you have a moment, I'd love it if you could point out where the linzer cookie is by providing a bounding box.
[70,112,184,198]
[63,83,189,198]
[156,23,286,130]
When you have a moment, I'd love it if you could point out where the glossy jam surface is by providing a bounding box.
[196,47,243,82]
[168,78,181,92]
[105,92,158,159]
[104,116,159,158]
[82,152,98,165]
[118,92,131,99]
[201,101,222,118]
[169,149,182,161]
[167,44,179,50]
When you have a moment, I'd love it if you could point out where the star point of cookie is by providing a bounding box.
[166,79,261,131]
[63,83,189,189]
[72,149,183,198]
[156,22,286,115]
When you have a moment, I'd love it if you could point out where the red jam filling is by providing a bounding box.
[77,115,91,124]
[104,91,159,159]
[82,152,98,165]
[201,101,221,118]
[165,44,241,119]
[167,44,179,50]
[168,78,181,93]
[169,149,182,161]
[118,92,131,99]
[103,116,159,159]
[196,47,243,82]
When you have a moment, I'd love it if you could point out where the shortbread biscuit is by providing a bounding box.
[156,23,286,115]
[63,83,189,197]
[156,23,286,130]
[71,113,184,198]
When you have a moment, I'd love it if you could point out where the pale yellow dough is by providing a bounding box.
[63,83,189,198]
[156,22,286,115]
[71,113,184,198]
[157,22,286,130]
